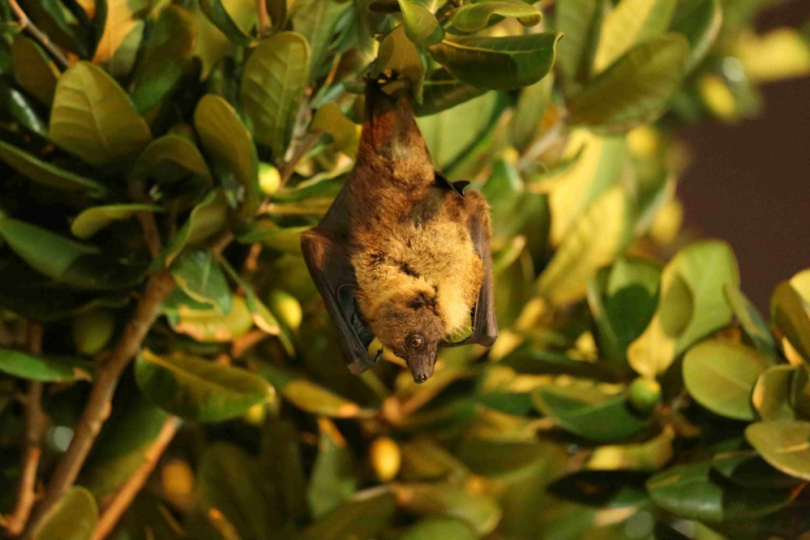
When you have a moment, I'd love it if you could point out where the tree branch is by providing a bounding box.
[8,0,70,70]
[255,0,271,39]
[90,416,182,540]
[3,324,45,537]
[22,270,176,540]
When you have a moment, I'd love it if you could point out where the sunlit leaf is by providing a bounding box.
[50,62,152,165]
[170,247,232,314]
[169,294,255,343]
[452,0,541,33]
[36,487,98,540]
[771,280,810,362]
[712,450,802,489]
[199,0,254,46]
[746,420,810,481]
[725,284,779,362]
[670,0,723,71]
[0,348,93,382]
[376,24,426,99]
[391,482,502,535]
[262,365,372,418]
[135,349,272,422]
[399,0,443,46]
[752,364,798,421]
[241,32,310,162]
[71,204,162,239]
[93,0,149,64]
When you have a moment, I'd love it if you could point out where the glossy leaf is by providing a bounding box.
[12,36,60,105]
[771,280,810,362]
[399,0,443,46]
[0,141,107,194]
[50,62,152,165]
[670,0,723,71]
[391,482,502,535]
[452,0,541,33]
[555,0,603,88]
[133,134,213,186]
[194,94,260,216]
[170,247,232,314]
[162,190,229,266]
[309,418,357,518]
[199,0,254,47]
[0,348,92,382]
[412,68,486,116]
[712,450,802,489]
[429,33,561,91]
[135,349,272,422]
[0,79,48,137]
[746,420,810,481]
[292,0,350,79]
[537,187,633,305]
[647,460,797,523]
[593,0,677,71]
[752,364,798,421]
[71,204,162,239]
[262,365,372,418]
[725,284,779,362]
[169,295,255,343]
[532,382,647,442]
[569,34,689,131]
[683,339,770,420]
[197,442,281,539]
[36,487,98,540]
[129,5,197,112]
[629,240,740,378]
[93,0,148,64]
[241,32,310,162]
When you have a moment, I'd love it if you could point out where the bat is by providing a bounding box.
[301,81,498,384]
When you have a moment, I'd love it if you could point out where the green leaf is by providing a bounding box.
[669,0,723,72]
[683,339,770,420]
[509,73,553,150]
[35,487,98,540]
[241,32,311,162]
[391,483,502,536]
[569,34,689,131]
[452,0,541,33]
[725,284,779,363]
[135,349,272,422]
[291,0,351,80]
[646,460,797,523]
[555,0,604,89]
[12,36,60,105]
[771,280,810,362]
[261,418,308,521]
[170,247,232,314]
[310,102,359,156]
[537,186,633,305]
[429,32,561,91]
[309,418,357,518]
[194,94,260,216]
[0,141,107,195]
[531,382,648,442]
[198,0,254,47]
[0,78,48,137]
[628,240,740,379]
[376,24,426,99]
[168,294,255,343]
[712,450,802,489]
[71,204,162,239]
[752,364,798,421]
[302,488,397,540]
[197,442,281,539]
[412,68,486,116]
[399,0,444,46]
[130,5,197,112]
[746,420,810,481]
[92,0,148,65]
[79,394,169,500]
[400,518,477,540]
[133,134,213,186]
[262,365,372,418]
[162,190,229,266]
[593,0,677,72]
[0,348,93,382]
[49,62,152,165]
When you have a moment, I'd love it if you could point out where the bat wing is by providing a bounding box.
[300,196,380,374]
[443,187,499,348]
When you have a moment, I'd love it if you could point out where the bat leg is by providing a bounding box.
[301,229,380,374]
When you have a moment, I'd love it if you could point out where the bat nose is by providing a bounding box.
[413,373,428,384]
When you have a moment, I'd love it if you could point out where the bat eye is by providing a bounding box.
[409,335,424,349]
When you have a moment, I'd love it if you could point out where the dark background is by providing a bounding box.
[678,0,810,311]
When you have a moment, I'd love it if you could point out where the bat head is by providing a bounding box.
[369,290,444,384]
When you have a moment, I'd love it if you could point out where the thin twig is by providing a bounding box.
[255,0,271,39]
[8,0,70,70]
[22,271,176,540]
[90,416,182,540]
[3,324,45,537]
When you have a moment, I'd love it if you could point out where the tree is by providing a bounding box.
[0,0,808,538]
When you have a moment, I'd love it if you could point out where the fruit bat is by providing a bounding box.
[301,81,498,384]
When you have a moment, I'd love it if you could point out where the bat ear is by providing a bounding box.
[359,80,431,163]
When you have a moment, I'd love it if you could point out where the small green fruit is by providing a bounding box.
[73,309,116,355]
[628,377,662,413]
[259,162,281,195]
[267,289,303,330]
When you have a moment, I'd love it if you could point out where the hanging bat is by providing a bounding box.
[301,81,497,384]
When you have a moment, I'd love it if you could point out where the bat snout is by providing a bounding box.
[406,349,437,384]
